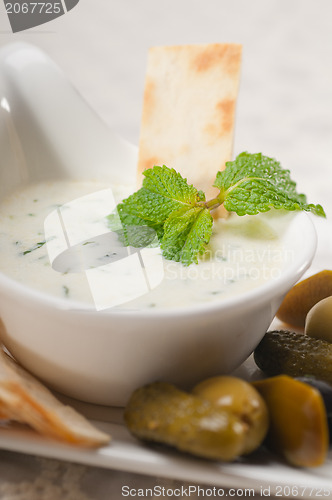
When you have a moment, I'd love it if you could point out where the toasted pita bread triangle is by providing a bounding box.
[0,349,110,447]
[137,43,242,202]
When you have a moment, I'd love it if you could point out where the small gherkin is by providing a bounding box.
[254,330,332,384]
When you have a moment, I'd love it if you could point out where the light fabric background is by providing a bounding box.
[0,1,332,498]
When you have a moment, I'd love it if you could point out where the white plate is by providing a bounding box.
[1,354,332,499]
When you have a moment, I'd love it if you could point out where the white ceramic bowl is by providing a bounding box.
[0,43,317,406]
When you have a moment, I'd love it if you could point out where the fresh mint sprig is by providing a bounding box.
[212,152,325,216]
[107,152,325,266]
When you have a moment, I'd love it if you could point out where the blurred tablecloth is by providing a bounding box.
[0,0,332,498]
[0,452,215,500]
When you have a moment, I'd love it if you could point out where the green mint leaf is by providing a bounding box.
[161,206,213,265]
[142,165,205,204]
[107,166,210,263]
[213,152,326,217]
[107,154,325,267]
[107,211,162,247]
[107,165,205,230]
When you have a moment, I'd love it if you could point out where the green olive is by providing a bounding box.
[192,376,269,454]
[305,296,332,343]
[124,382,248,461]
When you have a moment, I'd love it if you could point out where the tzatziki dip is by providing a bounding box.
[0,179,291,310]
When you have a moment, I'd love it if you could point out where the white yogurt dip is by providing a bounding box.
[0,180,291,310]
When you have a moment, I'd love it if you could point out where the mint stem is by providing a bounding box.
[200,191,225,212]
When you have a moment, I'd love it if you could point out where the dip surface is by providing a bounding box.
[0,180,290,310]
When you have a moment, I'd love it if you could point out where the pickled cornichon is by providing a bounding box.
[254,330,332,384]
[124,382,259,461]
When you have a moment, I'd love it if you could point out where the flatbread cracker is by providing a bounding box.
[137,43,242,200]
[0,406,10,419]
[0,348,110,447]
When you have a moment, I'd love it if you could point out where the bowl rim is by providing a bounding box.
[0,210,317,318]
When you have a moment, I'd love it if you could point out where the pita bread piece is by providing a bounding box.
[137,43,242,200]
[0,349,110,447]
